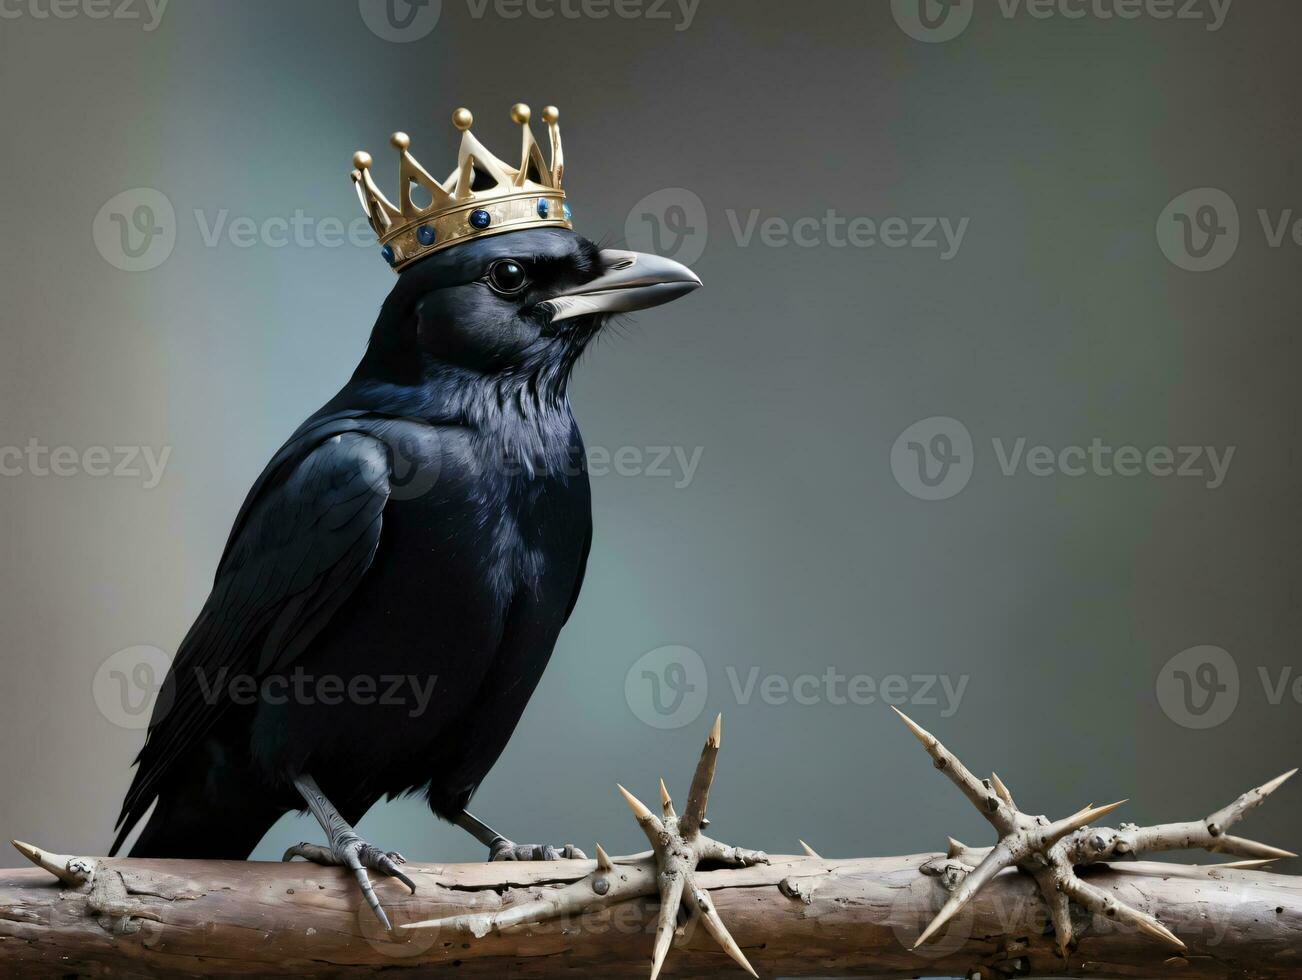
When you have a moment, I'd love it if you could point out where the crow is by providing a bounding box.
[110,227,701,928]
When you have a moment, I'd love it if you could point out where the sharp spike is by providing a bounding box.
[799,839,820,858]
[1064,876,1186,952]
[1210,858,1277,870]
[659,778,676,819]
[11,840,91,886]
[1206,768,1299,833]
[1046,800,1127,844]
[618,784,664,847]
[682,716,722,838]
[618,783,653,822]
[688,881,758,977]
[1043,885,1074,958]
[990,772,1015,808]
[596,843,612,872]
[914,843,1018,948]
[648,874,685,980]
[946,837,967,859]
[1214,835,1297,860]
[891,705,936,748]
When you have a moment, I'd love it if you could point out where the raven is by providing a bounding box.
[110,228,701,928]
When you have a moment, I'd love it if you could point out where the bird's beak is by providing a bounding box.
[542,249,702,323]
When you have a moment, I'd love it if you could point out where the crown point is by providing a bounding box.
[352,151,373,170]
[452,108,474,131]
[389,131,411,150]
[511,103,531,124]
[541,105,559,124]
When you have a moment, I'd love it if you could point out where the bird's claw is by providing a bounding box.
[489,839,587,862]
[283,830,415,931]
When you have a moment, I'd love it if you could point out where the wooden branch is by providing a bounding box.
[3,714,1297,978]
[2,850,1300,978]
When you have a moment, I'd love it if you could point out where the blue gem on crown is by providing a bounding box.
[469,209,492,230]
[562,202,572,221]
[380,244,396,266]
[536,198,549,218]
[417,224,436,246]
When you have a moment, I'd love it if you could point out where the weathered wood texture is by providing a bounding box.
[2,852,1299,978]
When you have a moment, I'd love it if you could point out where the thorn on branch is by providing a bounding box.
[401,715,768,980]
[890,708,1295,959]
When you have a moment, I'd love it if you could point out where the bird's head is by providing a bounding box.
[361,228,700,389]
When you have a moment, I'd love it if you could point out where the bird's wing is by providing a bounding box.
[111,426,392,851]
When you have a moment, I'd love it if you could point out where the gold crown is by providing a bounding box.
[352,103,571,272]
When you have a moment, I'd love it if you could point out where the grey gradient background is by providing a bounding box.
[1,0,1298,940]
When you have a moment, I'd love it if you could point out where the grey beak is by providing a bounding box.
[542,249,702,323]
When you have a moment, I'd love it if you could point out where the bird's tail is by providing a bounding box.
[112,789,286,860]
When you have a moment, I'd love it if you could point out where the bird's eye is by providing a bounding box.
[487,259,528,295]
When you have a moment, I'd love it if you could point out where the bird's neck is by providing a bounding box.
[346,361,583,479]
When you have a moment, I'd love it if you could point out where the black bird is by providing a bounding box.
[110,228,700,928]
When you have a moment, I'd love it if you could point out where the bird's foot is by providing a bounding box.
[488,838,587,862]
[284,775,416,931]
[283,834,415,930]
